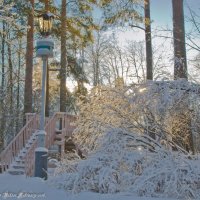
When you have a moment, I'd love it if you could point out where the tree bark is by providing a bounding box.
[172,1,193,153]
[16,38,22,133]
[24,0,34,116]
[0,21,6,150]
[7,33,13,117]
[172,0,188,80]
[45,0,49,11]
[7,31,14,136]
[144,0,153,80]
[60,0,67,112]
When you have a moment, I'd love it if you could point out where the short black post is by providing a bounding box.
[35,149,48,180]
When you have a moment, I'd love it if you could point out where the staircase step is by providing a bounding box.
[3,113,77,176]
[20,147,28,153]
[7,167,25,175]
[54,140,64,145]
[55,129,62,134]
[29,138,37,143]
[15,160,25,165]
[18,152,26,159]
[19,150,26,155]
[48,149,59,153]
[27,138,37,146]
[19,152,26,157]
[15,156,24,161]
[54,134,64,140]
[11,163,25,170]
[6,135,35,176]
[25,144,32,149]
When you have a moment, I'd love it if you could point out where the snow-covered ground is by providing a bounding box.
[0,174,176,200]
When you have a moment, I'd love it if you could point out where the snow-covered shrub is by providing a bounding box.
[51,128,148,193]
[50,127,200,198]
[133,150,200,199]
[72,129,134,193]
[48,154,79,190]
[74,81,200,154]
[50,80,200,198]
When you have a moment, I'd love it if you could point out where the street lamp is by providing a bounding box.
[35,12,54,179]
[37,13,54,37]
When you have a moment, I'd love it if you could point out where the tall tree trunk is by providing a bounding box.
[144,0,153,80]
[60,0,67,112]
[16,37,22,133]
[144,0,155,140]
[1,22,5,97]
[45,0,49,11]
[7,32,14,136]
[0,21,6,150]
[172,0,194,153]
[7,33,13,117]
[172,0,187,79]
[24,0,34,118]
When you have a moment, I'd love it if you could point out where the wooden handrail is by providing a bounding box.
[45,113,57,149]
[0,114,39,173]
[63,114,77,137]
[24,113,66,176]
[26,113,37,123]
[24,139,37,177]
[0,112,77,176]
[44,113,77,149]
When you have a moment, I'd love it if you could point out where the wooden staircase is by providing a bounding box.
[8,133,37,175]
[0,112,77,176]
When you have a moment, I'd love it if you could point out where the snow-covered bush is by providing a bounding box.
[133,151,200,199]
[50,128,200,198]
[74,80,200,154]
[50,80,200,199]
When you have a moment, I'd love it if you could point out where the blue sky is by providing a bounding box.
[151,0,172,26]
[54,0,200,28]
[151,0,200,28]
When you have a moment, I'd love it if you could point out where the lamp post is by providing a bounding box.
[35,12,54,179]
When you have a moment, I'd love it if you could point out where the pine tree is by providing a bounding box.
[24,0,34,116]
[53,0,97,112]
[171,0,194,153]
[172,0,187,80]
[60,0,67,112]
[0,0,28,148]
[144,0,153,80]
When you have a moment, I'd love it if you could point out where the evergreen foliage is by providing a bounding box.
[100,0,143,28]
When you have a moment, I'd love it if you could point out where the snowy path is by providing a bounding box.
[0,174,66,200]
[0,174,176,200]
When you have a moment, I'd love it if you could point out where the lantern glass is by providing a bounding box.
[37,13,54,37]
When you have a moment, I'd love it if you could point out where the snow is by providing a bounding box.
[50,128,200,199]
[64,82,200,199]
[1,81,200,200]
[0,174,176,200]
[0,174,66,200]
[35,147,48,152]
